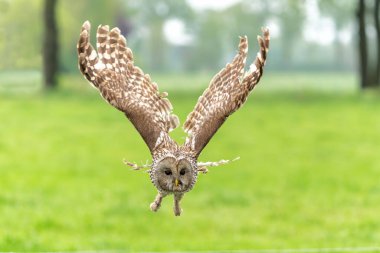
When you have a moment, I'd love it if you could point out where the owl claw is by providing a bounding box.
[174,207,182,216]
[150,201,160,212]
[173,193,184,216]
[150,192,165,212]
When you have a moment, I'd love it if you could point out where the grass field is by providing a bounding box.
[1,71,380,251]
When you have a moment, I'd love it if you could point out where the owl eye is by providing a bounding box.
[180,168,186,176]
[164,169,172,175]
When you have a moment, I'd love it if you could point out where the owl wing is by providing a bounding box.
[183,28,270,157]
[77,21,179,153]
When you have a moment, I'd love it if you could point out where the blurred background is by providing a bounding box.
[2,0,379,89]
[1,0,380,251]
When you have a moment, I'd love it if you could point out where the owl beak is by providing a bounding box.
[175,179,179,187]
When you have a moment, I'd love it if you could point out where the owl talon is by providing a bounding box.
[174,207,182,216]
[150,192,165,212]
[173,193,183,216]
[150,201,160,212]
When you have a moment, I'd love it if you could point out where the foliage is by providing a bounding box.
[0,0,360,73]
[1,73,380,251]
[58,0,121,72]
[0,0,42,69]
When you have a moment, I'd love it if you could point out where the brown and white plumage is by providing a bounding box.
[77,21,179,153]
[77,21,270,216]
[184,30,270,156]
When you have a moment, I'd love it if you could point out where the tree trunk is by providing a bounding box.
[357,0,369,89]
[375,0,380,86]
[43,0,58,89]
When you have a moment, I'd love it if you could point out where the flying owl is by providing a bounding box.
[77,21,270,216]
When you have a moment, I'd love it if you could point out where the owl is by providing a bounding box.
[77,21,269,216]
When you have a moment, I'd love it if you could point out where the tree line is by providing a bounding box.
[3,0,379,89]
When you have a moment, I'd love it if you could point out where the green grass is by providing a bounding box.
[1,72,380,251]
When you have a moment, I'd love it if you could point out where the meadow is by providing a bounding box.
[0,72,380,251]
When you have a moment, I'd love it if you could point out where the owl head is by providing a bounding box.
[150,154,198,194]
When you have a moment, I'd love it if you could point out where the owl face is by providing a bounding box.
[151,156,197,193]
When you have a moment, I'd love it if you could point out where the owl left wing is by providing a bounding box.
[77,21,179,153]
[183,28,270,157]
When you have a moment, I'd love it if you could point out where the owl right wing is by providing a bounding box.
[77,21,179,153]
[183,28,270,157]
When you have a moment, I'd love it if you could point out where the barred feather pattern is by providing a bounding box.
[183,28,270,156]
[77,21,179,153]
[77,21,270,215]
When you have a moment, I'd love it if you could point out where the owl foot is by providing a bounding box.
[173,193,184,216]
[150,201,161,212]
[173,206,182,216]
[150,192,166,212]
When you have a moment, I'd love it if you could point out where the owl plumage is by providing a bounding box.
[77,21,270,216]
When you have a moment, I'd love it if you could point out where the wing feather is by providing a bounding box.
[77,21,179,153]
[183,28,270,156]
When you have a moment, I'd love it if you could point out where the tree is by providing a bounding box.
[43,0,59,89]
[0,0,41,70]
[124,0,194,71]
[375,0,380,85]
[318,0,356,70]
[277,0,305,67]
[357,0,369,89]
[58,0,121,72]
[320,0,380,88]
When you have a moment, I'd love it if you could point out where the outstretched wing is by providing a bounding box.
[77,21,179,153]
[183,28,270,157]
